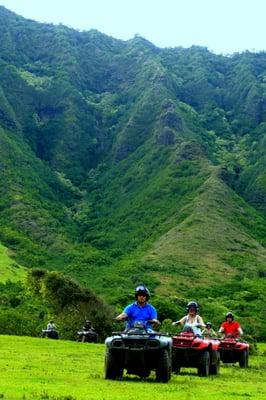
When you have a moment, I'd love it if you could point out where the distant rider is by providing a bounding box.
[202,322,217,338]
[83,320,95,332]
[115,285,160,332]
[42,320,58,338]
[78,319,98,342]
[46,320,56,331]
[172,301,205,336]
[218,312,243,338]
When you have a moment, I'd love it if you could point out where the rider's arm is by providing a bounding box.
[149,305,160,327]
[216,325,225,338]
[115,312,128,321]
[197,316,205,327]
[172,315,186,326]
[116,303,134,321]
[238,326,243,335]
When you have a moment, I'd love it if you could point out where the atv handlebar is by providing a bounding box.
[113,317,159,323]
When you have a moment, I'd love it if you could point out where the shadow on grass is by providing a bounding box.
[173,371,198,376]
[119,375,157,383]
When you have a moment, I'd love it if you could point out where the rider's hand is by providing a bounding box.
[115,314,127,321]
[148,319,161,327]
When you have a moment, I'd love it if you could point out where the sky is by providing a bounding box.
[0,0,265,54]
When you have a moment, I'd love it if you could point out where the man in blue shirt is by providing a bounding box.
[116,285,160,331]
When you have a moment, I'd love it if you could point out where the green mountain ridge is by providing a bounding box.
[146,171,266,281]
[0,6,265,337]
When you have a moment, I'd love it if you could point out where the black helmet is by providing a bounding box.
[135,285,150,300]
[226,312,234,321]
[186,301,199,313]
[206,322,212,328]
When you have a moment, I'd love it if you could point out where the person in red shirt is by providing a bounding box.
[218,312,243,337]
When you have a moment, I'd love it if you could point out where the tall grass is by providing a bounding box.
[0,335,265,400]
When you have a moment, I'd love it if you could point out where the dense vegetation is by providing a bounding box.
[0,6,265,339]
[0,269,113,340]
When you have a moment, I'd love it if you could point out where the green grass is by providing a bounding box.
[0,335,265,400]
[0,244,26,283]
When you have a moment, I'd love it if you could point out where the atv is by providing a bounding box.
[172,328,220,376]
[41,329,59,339]
[105,321,172,382]
[77,329,98,343]
[218,335,249,368]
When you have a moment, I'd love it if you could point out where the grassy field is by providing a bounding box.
[0,336,265,400]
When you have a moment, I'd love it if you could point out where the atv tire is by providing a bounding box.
[198,351,210,377]
[156,349,171,383]
[210,351,220,375]
[239,350,249,368]
[105,349,123,380]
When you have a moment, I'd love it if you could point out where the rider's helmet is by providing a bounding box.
[186,301,199,313]
[206,322,212,328]
[135,285,150,300]
[225,312,234,321]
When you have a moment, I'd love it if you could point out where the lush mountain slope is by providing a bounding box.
[0,6,265,337]
[145,170,266,286]
[0,243,26,282]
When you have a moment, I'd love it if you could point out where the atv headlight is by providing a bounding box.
[147,339,160,349]
[112,339,123,348]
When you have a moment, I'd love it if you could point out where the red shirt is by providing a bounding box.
[221,321,241,336]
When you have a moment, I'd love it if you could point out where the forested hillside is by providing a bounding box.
[0,6,265,338]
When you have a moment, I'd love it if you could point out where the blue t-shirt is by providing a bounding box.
[123,302,157,330]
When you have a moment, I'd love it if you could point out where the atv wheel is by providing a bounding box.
[239,350,249,368]
[105,349,123,380]
[198,351,210,377]
[156,349,171,383]
[210,352,220,375]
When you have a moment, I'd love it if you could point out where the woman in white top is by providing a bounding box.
[172,301,205,336]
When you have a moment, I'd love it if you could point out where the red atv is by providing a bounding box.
[172,329,220,376]
[218,336,249,368]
